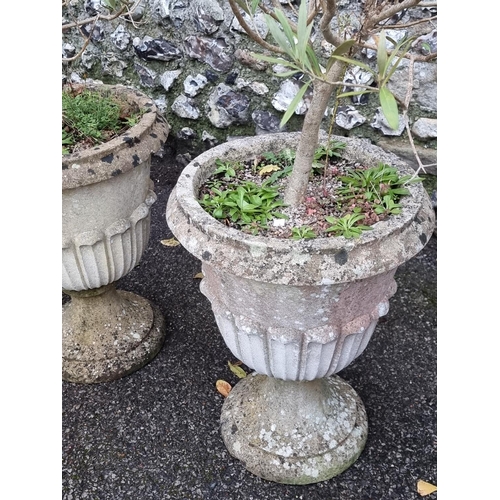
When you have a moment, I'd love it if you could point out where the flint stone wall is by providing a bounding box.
[62,0,437,171]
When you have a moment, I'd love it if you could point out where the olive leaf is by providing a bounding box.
[251,53,302,74]
[102,0,117,9]
[280,80,311,128]
[332,39,356,57]
[327,54,375,75]
[377,30,389,80]
[228,361,247,378]
[296,0,313,63]
[379,86,399,130]
[337,89,377,100]
[265,13,295,58]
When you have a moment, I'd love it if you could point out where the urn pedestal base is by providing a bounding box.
[220,373,368,484]
[166,131,436,483]
[62,285,166,384]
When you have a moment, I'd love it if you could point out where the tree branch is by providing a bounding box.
[319,0,344,47]
[371,0,423,27]
[62,6,127,32]
[356,40,437,62]
[228,0,285,54]
[376,15,437,30]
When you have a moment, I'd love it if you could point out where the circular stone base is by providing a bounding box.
[62,289,166,384]
[220,374,368,484]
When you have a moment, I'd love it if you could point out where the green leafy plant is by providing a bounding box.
[62,129,74,155]
[325,213,372,239]
[124,114,141,128]
[199,180,287,234]
[262,148,296,168]
[374,195,402,216]
[62,2,147,155]
[338,163,420,202]
[291,226,316,240]
[312,140,346,173]
[212,159,242,179]
[336,32,416,130]
[263,141,345,180]
[200,142,418,239]
[314,141,345,161]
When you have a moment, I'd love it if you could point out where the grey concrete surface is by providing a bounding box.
[62,146,437,500]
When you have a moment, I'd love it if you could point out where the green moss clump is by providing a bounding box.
[63,89,123,142]
[62,87,142,154]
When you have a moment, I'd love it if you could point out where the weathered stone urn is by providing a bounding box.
[62,84,169,384]
[166,132,435,484]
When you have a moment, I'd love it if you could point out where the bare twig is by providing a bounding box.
[63,35,93,63]
[62,1,144,63]
[372,0,423,26]
[319,0,344,47]
[307,0,321,25]
[62,6,127,32]
[277,0,298,18]
[62,11,101,63]
[228,0,285,53]
[376,15,437,30]
[400,55,435,178]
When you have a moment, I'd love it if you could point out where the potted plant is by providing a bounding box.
[62,3,170,383]
[166,0,436,484]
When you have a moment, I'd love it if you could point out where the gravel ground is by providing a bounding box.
[62,149,437,500]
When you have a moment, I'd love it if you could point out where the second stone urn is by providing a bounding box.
[166,132,435,484]
[62,83,169,384]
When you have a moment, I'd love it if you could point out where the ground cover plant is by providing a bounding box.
[198,141,420,238]
[196,0,436,239]
[62,84,142,155]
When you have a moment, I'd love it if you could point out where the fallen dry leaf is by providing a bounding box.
[228,361,247,378]
[258,164,280,176]
[216,380,232,397]
[417,480,437,496]
[194,272,204,279]
[160,238,180,247]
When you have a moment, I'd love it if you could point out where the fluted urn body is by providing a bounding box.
[166,132,435,483]
[62,84,169,384]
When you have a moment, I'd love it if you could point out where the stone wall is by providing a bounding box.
[62,0,437,171]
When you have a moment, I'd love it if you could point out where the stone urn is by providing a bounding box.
[166,132,435,484]
[62,84,169,384]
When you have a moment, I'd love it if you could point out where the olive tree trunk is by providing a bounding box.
[283,62,346,206]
